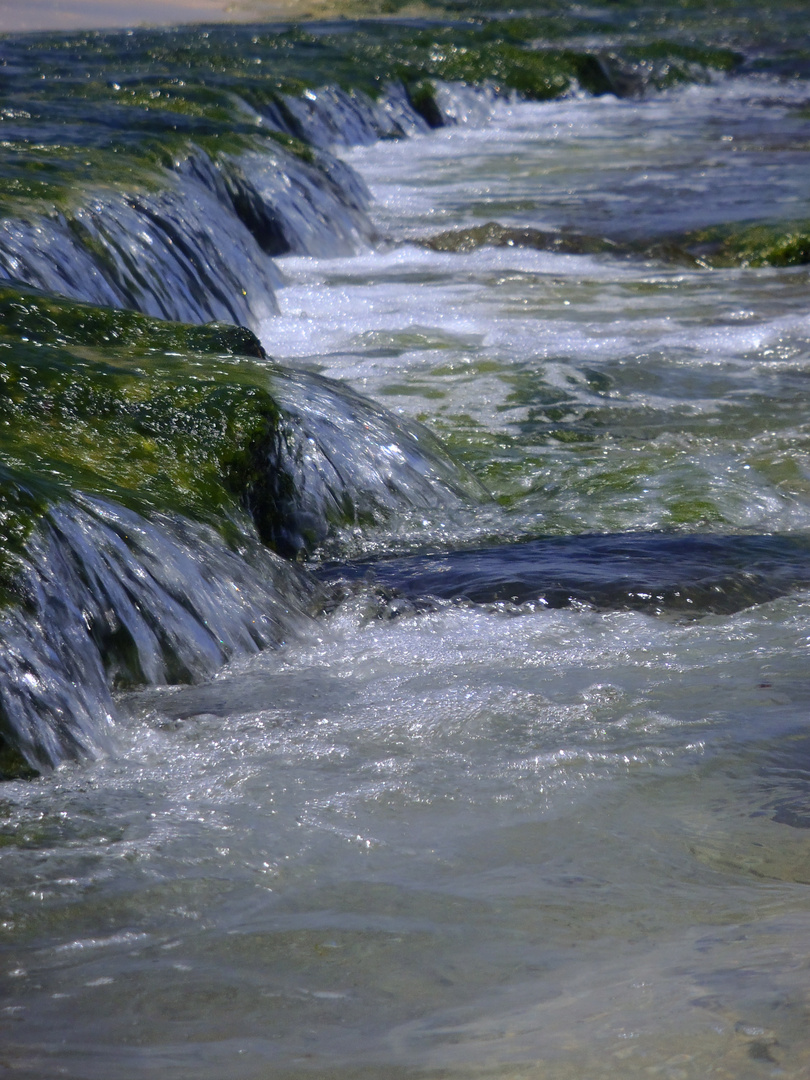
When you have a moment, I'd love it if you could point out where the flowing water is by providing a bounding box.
[2,9,810,1079]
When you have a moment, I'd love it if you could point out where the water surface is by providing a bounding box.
[3,17,810,1080]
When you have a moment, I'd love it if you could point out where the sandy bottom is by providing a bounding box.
[0,0,433,33]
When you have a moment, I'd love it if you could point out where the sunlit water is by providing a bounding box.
[4,78,810,1079]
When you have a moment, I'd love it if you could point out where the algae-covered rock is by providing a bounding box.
[407,80,445,128]
[420,219,810,270]
[0,287,286,628]
[0,282,266,357]
[675,221,810,268]
[421,221,622,256]
[0,284,490,773]
[0,341,280,539]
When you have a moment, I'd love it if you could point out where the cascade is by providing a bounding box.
[0,287,484,771]
[3,10,810,1078]
[0,19,806,772]
[0,23,535,770]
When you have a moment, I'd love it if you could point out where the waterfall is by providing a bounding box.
[0,19,761,773]
[0,315,485,771]
[0,497,317,772]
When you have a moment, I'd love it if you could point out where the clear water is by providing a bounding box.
[267,80,810,543]
[5,78,810,1080]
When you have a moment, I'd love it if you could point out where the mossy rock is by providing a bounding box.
[0,742,38,782]
[420,221,622,256]
[0,283,266,358]
[0,347,284,577]
[676,221,810,268]
[0,286,284,602]
[407,80,444,128]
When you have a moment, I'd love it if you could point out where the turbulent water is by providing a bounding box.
[2,6,810,1079]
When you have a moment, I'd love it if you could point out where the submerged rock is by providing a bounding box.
[316,532,810,617]
[417,218,810,271]
[672,220,810,268]
[420,221,622,256]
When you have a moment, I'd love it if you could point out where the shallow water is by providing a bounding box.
[4,45,810,1080]
[267,80,810,546]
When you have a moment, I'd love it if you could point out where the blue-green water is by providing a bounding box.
[2,8,810,1078]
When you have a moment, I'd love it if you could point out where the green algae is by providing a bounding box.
[314,28,624,101]
[620,40,744,86]
[420,221,621,256]
[0,743,38,782]
[0,284,266,357]
[678,221,810,268]
[64,80,251,124]
[0,285,284,603]
[262,130,317,165]
[2,18,748,123]
[0,143,171,218]
[665,496,726,527]
[0,464,52,604]
[0,16,754,230]
[0,345,281,542]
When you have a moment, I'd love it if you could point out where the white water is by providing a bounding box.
[4,78,810,1079]
[265,79,810,541]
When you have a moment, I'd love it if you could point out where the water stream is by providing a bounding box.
[2,9,810,1079]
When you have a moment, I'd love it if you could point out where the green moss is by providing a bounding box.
[0,464,51,600]
[0,340,279,533]
[623,40,744,78]
[0,142,170,218]
[421,221,621,255]
[407,80,444,128]
[0,286,288,604]
[394,41,580,101]
[677,221,810,268]
[64,80,252,124]
[665,498,725,526]
[0,284,266,357]
[262,130,317,166]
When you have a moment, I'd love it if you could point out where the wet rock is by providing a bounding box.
[420,220,622,256]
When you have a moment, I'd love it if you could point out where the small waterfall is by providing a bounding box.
[0,336,485,772]
[431,81,510,126]
[276,83,431,147]
[264,365,488,557]
[0,497,318,773]
[0,216,128,310]
[0,19,754,776]
[69,178,282,328]
[0,163,281,329]
[218,142,376,258]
